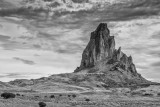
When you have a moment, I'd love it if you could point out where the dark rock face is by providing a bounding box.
[79,23,115,68]
[75,23,135,73]
[74,23,149,84]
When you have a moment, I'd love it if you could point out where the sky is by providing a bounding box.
[0,0,160,82]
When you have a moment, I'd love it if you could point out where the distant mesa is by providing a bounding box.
[74,23,150,85]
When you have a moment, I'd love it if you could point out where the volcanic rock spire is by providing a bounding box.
[80,23,115,67]
[75,23,138,76]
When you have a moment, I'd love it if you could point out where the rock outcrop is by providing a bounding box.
[75,23,135,73]
[74,23,149,85]
[79,23,114,68]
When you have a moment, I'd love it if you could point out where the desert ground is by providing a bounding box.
[0,84,160,107]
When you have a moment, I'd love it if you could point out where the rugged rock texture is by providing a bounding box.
[74,23,149,85]
[79,23,114,68]
[75,23,134,72]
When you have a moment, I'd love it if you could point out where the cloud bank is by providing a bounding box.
[0,0,160,82]
[13,57,35,65]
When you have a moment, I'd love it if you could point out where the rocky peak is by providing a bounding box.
[74,23,115,71]
[75,23,137,75]
[74,23,149,85]
[95,23,110,36]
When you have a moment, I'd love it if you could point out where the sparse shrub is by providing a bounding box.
[50,95,55,98]
[130,85,138,91]
[131,91,141,95]
[157,93,160,96]
[140,84,151,88]
[140,90,146,92]
[105,79,118,87]
[142,93,153,96]
[88,68,97,73]
[96,85,100,87]
[85,98,90,102]
[38,102,46,107]
[16,93,20,96]
[43,0,53,1]
[102,84,109,89]
[71,76,86,83]
[68,95,71,97]
[59,94,62,97]
[72,94,76,98]
[35,96,39,98]
[1,92,15,99]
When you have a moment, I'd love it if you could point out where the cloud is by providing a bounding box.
[0,73,26,78]
[136,65,149,70]
[38,32,57,40]
[56,43,83,54]
[0,35,10,42]
[0,48,76,82]
[148,50,160,57]
[13,57,35,65]
[151,62,160,67]
[0,0,160,83]
[151,31,160,40]
[1,0,160,22]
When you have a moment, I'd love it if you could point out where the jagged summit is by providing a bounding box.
[76,23,115,69]
[74,23,149,85]
[95,23,109,34]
